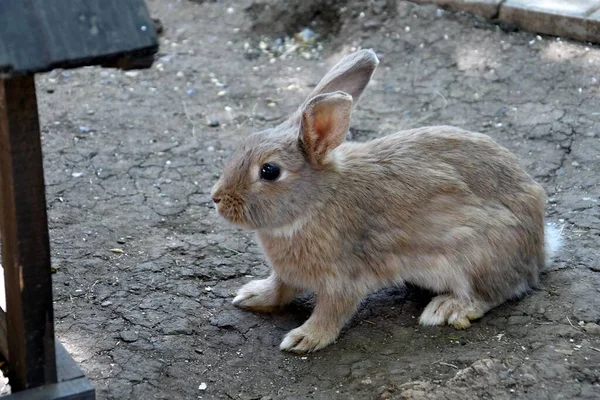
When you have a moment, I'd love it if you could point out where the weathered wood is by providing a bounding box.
[0,76,57,390]
[0,0,158,75]
[2,377,95,400]
[55,341,85,384]
[0,307,8,360]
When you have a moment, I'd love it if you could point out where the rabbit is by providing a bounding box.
[210,49,561,354]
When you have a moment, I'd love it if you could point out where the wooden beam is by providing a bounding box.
[0,0,158,75]
[0,307,8,361]
[0,76,57,390]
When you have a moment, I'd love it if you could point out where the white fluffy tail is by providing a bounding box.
[544,221,563,262]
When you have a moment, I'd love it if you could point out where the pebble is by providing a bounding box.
[124,71,139,78]
[199,383,207,391]
[72,172,84,178]
[208,118,220,127]
[79,126,90,132]
[363,20,381,30]
[120,330,139,342]
[584,323,600,335]
[101,300,112,307]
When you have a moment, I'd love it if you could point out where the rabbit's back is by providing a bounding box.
[326,126,547,301]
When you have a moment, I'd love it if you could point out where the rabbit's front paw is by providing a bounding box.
[233,276,298,313]
[233,279,280,312]
[280,323,338,353]
[419,294,489,329]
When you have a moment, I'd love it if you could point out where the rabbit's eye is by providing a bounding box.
[260,163,281,181]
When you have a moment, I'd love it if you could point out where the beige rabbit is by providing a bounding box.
[211,49,561,353]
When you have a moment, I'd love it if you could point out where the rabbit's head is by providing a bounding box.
[211,50,379,230]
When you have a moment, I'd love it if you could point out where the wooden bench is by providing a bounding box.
[0,1,158,398]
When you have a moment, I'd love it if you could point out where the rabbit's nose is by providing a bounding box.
[212,196,221,204]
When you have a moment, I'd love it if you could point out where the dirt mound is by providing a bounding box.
[245,0,397,38]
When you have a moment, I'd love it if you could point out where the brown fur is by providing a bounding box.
[211,50,550,353]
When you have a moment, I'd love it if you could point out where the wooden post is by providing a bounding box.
[0,76,57,390]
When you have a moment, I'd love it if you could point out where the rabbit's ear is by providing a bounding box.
[306,49,379,106]
[300,91,352,164]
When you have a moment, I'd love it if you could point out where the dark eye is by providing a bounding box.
[260,163,281,181]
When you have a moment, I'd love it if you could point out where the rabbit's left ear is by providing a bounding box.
[305,49,379,107]
[299,91,353,165]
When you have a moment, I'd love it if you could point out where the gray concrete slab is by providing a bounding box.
[500,0,600,43]
[415,0,600,43]
[410,0,502,19]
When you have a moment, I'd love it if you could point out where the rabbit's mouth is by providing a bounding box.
[214,196,251,228]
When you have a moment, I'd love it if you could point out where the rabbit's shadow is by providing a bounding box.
[259,283,436,332]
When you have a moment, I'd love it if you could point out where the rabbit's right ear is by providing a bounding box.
[305,49,379,106]
[299,91,353,166]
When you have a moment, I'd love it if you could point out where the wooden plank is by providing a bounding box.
[0,76,57,390]
[1,377,95,400]
[0,307,8,360]
[1,339,95,400]
[0,0,158,75]
[55,341,85,383]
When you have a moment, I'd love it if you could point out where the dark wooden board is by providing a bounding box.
[0,307,8,361]
[0,0,158,75]
[2,377,95,400]
[55,341,85,384]
[0,76,56,390]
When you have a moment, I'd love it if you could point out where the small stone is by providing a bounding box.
[208,118,220,127]
[195,348,204,354]
[583,323,600,335]
[554,349,573,355]
[571,161,580,166]
[101,301,112,307]
[363,20,381,30]
[217,90,227,97]
[71,172,84,178]
[78,126,90,132]
[117,238,126,244]
[199,382,207,391]
[120,330,139,342]
[124,71,139,78]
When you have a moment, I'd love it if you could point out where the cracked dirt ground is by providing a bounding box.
[30,0,600,398]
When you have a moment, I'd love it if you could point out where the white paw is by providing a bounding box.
[280,324,338,354]
[419,294,487,330]
[232,279,279,312]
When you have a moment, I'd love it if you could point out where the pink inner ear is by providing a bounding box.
[314,109,331,139]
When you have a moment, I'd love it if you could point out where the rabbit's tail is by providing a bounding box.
[544,221,564,263]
